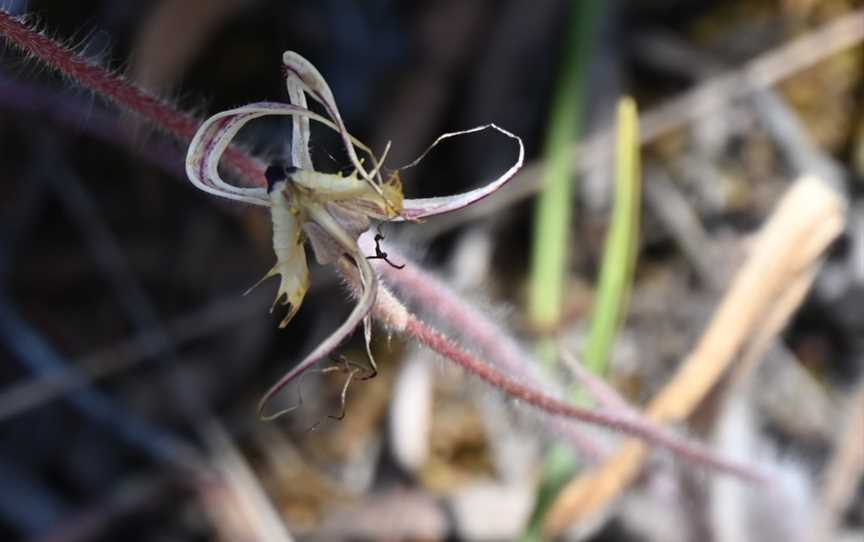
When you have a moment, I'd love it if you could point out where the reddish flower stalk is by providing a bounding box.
[0,10,262,185]
[362,235,608,459]
[404,314,767,483]
[0,10,768,483]
[343,248,767,483]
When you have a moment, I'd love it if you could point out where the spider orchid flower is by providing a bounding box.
[185,51,523,419]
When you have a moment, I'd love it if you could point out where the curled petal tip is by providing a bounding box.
[282,50,377,185]
[399,123,524,220]
[184,102,337,205]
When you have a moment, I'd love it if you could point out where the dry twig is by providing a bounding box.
[543,175,847,535]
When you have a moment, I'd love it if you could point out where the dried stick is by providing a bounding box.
[200,421,295,542]
[543,176,847,536]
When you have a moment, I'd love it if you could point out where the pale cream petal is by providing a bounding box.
[397,124,524,220]
[282,51,372,182]
[286,68,313,170]
[185,102,334,205]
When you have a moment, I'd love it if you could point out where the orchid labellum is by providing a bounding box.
[185,51,523,419]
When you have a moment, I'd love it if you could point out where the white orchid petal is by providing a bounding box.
[185,102,336,206]
[397,124,524,220]
[282,51,374,182]
[286,72,313,170]
[201,112,268,201]
[186,112,267,205]
[281,52,341,126]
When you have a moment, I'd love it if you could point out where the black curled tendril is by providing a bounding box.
[365,226,405,269]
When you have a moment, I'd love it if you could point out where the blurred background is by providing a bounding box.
[1,0,863,540]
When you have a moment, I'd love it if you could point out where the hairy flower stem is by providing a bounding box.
[360,235,765,481]
[404,314,766,484]
[0,10,262,184]
[0,10,768,484]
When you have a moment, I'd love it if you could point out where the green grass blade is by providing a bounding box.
[524,98,642,541]
[582,97,641,377]
[521,3,602,540]
[528,1,602,338]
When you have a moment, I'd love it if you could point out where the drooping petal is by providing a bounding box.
[185,102,336,205]
[397,124,524,220]
[257,202,379,420]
